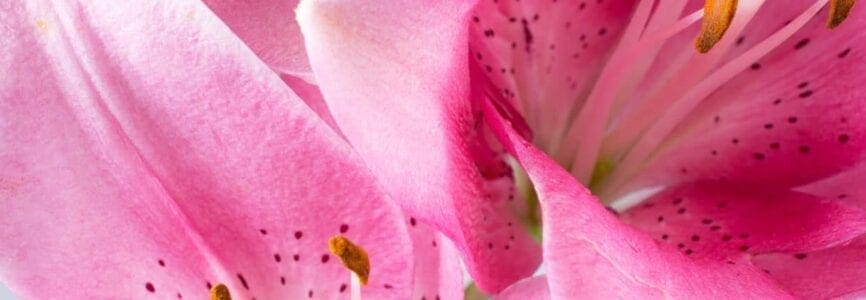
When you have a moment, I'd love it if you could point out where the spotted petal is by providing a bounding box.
[621,1,866,193]
[797,160,866,211]
[469,0,638,154]
[407,221,464,300]
[620,182,866,260]
[482,100,789,298]
[297,0,541,293]
[753,234,866,299]
[0,1,412,298]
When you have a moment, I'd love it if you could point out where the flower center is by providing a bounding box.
[527,0,853,206]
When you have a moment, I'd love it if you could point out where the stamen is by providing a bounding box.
[599,0,829,200]
[828,0,856,28]
[603,1,764,162]
[328,235,371,285]
[210,283,232,300]
[695,0,738,53]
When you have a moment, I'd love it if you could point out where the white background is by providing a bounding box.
[0,284,15,299]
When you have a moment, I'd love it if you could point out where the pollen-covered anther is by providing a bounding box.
[210,283,232,300]
[328,235,371,285]
[695,0,738,53]
[828,0,856,29]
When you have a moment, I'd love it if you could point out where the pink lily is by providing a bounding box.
[0,1,464,299]
[296,0,866,298]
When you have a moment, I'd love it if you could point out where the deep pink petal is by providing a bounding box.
[297,0,541,293]
[482,100,789,298]
[797,161,866,211]
[753,234,866,299]
[497,276,551,300]
[407,221,464,300]
[0,1,412,298]
[626,2,866,191]
[202,0,312,81]
[620,182,866,260]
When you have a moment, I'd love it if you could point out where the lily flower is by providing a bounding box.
[0,1,463,299]
[296,0,866,297]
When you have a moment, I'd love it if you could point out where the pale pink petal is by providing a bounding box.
[627,2,866,191]
[469,0,638,152]
[482,100,789,298]
[297,0,541,293]
[496,276,551,300]
[202,0,313,81]
[201,0,346,136]
[407,220,464,300]
[620,182,866,260]
[0,1,412,298]
[753,234,866,299]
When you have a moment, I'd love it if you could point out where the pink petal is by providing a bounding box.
[278,74,344,138]
[0,1,412,298]
[797,161,866,211]
[297,0,541,293]
[497,276,551,300]
[202,0,313,82]
[469,0,638,152]
[626,2,866,191]
[620,182,866,260]
[407,221,464,300]
[201,0,345,134]
[753,234,866,299]
[482,100,789,298]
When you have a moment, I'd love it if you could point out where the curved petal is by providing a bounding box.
[278,73,344,138]
[202,0,313,82]
[201,0,347,137]
[482,100,789,298]
[297,0,541,293]
[620,182,866,260]
[627,1,866,191]
[753,234,866,299]
[0,1,412,298]
[496,275,551,300]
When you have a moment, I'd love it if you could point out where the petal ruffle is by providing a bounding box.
[482,100,789,298]
[297,0,541,293]
[0,1,412,298]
